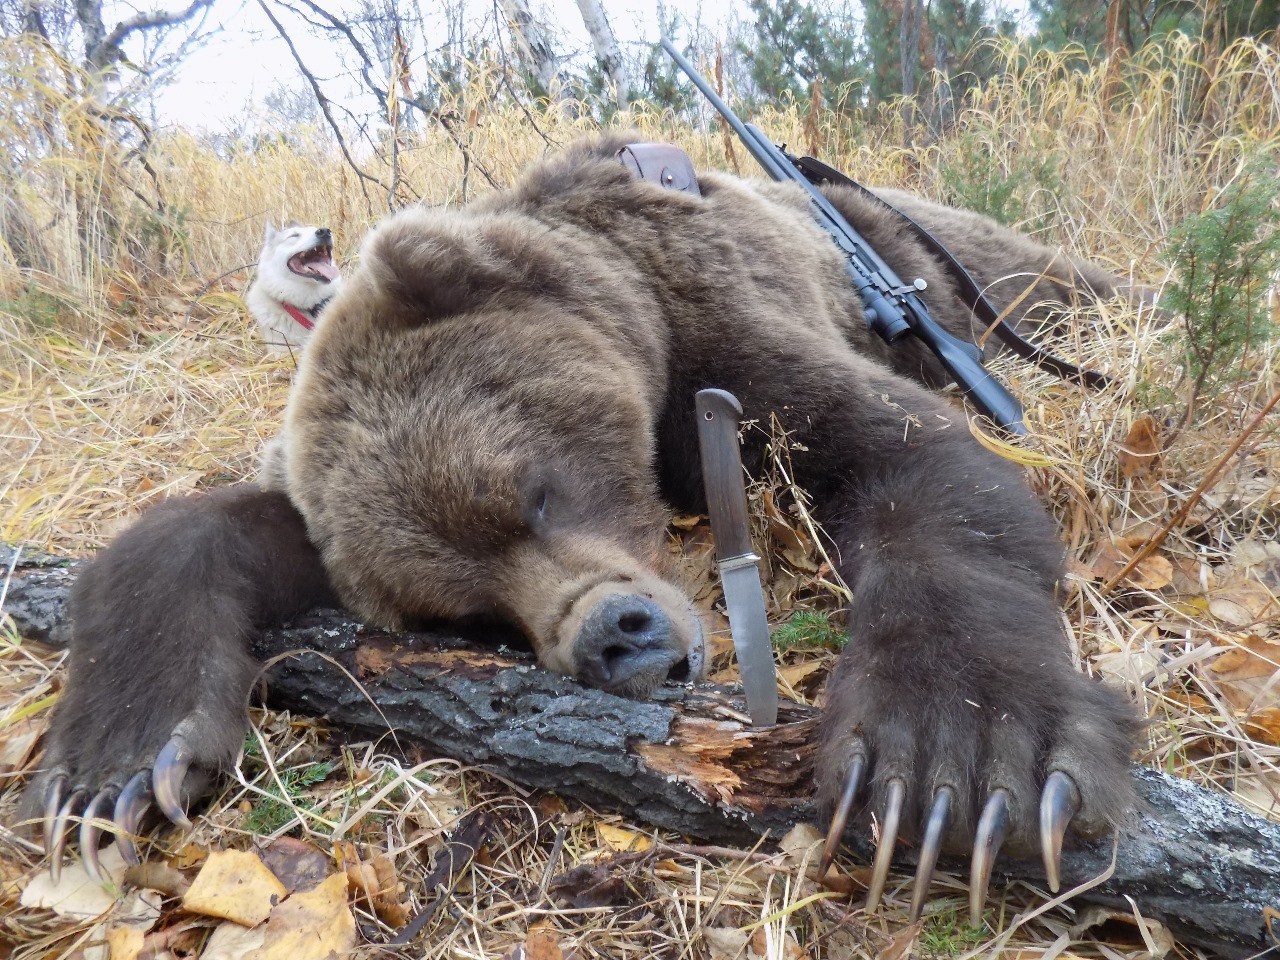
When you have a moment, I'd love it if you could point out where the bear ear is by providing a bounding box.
[364,213,566,326]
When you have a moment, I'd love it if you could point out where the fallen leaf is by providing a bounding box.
[1117,415,1163,479]
[203,921,267,960]
[123,862,191,898]
[260,837,331,894]
[750,928,806,960]
[1209,635,1280,682]
[535,795,568,820]
[169,842,208,871]
[704,927,749,960]
[1070,904,1175,958]
[246,872,355,960]
[524,923,564,960]
[21,847,160,924]
[0,855,24,908]
[777,660,824,692]
[182,849,288,927]
[778,823,823,870]
[1243,708,1280,747]
[1129,554,1173,591]
[877,920,923,960]
[0,717,41,774]
[597,823,653,853]
[1085,539,1172,590]
[344,852,410,927]
[106,925,145,960]
[548,860,632,909]
[1208,580,1278,628]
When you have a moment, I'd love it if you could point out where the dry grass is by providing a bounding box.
[2,32,1279,960]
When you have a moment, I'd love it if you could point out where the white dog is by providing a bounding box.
[247,222,341,353]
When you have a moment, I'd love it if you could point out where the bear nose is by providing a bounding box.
[575,594,681,690]
[316,227,332,243]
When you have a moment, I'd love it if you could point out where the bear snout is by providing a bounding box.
[573,593,692,694]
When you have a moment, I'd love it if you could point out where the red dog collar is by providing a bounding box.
[281,302,316,331]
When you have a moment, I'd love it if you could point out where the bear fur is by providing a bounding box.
[28,132,1139,863]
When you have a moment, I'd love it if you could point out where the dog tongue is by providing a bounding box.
[313,259,339,282]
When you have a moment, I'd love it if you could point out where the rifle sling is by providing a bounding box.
[792,154,1112,390]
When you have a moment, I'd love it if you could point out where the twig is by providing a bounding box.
[407,95,500,192]
[255,0,388,210]
[1102,383,1280,595]
[387,811,492,945]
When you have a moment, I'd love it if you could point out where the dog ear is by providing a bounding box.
[263,221,278,243]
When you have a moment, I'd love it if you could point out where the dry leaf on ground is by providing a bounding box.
[20,846,159,924]
[1117,415,1163,479]
[203,920,267,960]
[597,822,653,853]
[1208,579,1278,628]
[522,923,565,960]
[106,925,146,960]
[750,928,806,960]
[245,871,355,960]
[1070,904,1176,958]
[1210,634,1280,682]
[876,921,923,960]
[342,847,410,927]
[1086,539,1173,590]
[261,837,331,894]
[704,927,750,960]
[182,849,288,927]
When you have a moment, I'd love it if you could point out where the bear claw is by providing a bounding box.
[969,788,1011,920]
[152,736,194,829]
[80,787,118,882]
[112,771,152,866]
[1039,771,1080,894]
[818,753,864,877]
[909,786,954,921]
[820,762,1091,921]
[865,778,906,912]
[47,786,87,883]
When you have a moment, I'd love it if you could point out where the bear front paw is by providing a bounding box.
[814,657,1140,921]
[25,683,251,882]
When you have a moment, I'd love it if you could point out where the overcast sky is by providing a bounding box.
[149,0,750,130]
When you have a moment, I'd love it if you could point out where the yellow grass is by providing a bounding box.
[2,32,1279,959]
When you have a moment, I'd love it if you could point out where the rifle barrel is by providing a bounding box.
[660,39,791,181]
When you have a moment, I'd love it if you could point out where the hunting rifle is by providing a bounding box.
[662,38,1094,436]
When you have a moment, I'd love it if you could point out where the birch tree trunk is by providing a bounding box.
[573,0,628,109]
[501,0,559,94]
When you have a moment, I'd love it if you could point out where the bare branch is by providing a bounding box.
[87,0,214,70]
[276,0,390,105]
[255,0,388,209]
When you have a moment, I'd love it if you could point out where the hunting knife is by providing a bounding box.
[695,389,778,727]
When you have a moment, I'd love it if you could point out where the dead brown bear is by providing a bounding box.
[29,132,1140,916]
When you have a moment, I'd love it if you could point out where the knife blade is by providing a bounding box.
[695,388,778,727]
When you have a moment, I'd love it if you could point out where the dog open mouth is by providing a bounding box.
[288,244,339,282]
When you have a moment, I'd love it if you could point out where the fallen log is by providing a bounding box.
[5,554,1280,956]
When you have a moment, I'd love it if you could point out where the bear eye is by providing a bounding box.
[532,486,550,523]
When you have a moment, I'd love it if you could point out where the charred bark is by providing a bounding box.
[5,555,1280,956]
